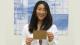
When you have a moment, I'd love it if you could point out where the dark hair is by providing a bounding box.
[29,1,52,33]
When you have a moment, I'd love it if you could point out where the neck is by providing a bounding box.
[37,20,43,30]
[38,20,43,25]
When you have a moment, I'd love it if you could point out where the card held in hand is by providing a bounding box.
[33,30,47,40]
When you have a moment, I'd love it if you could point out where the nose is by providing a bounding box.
[40,10,45,14]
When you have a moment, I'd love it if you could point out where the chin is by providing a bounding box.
[39,19,44,21]
[38,17,45,21]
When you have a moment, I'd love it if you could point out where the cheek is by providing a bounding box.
[36,10,40,15]
[36,10,40,17]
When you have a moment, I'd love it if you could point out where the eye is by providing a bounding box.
[43,9,46,11]
[38,8,41,10]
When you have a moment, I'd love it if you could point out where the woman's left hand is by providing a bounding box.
[47,32,54,42]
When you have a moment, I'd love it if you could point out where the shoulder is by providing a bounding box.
[51,24,57,28]
[23,24,29,29]
[23,24,32,36]
[47,24,58,32]
[23,24,33,38]
[23,24,29,33]
[50,24,57,30]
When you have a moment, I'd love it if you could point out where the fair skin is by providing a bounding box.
[26,4,54,45]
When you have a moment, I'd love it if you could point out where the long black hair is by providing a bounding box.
[29,1,52,33]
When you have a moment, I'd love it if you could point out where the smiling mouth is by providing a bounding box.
[39,14,45,17]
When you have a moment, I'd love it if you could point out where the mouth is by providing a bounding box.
[39,14,45,17]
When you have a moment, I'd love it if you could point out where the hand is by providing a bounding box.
[47,32,54,42]
[26,38,33,45]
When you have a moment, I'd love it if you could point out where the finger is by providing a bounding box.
[27,38,33,40]
[26,41,31,45]
[48,34,53,37]
[48,36,54,38]
[47,32,52,34]
[48,37,54,40]
[47,33,53,35]
[48,37,53,42]
[26,38,33,41]
[49,37,54,39]
[27,43,31,45]
[26,39,31,43]
[26,38,33,43]
[49,38,53,41]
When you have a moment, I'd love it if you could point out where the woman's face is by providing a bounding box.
[36,4,47,21]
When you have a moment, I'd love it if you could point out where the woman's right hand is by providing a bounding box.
[26,38,33,45]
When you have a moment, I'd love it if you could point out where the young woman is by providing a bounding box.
[22,1,58,45]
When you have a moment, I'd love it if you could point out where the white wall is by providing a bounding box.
[0,0,80,45]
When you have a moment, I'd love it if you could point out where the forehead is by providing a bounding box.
[37,4,45,9]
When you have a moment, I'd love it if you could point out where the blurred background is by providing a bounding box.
[14,0,69,35]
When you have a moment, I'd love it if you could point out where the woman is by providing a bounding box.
[22,1,58,45]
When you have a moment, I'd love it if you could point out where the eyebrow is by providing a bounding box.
[37,6,46,10]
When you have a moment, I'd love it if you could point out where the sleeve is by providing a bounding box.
[21,24,33,45]
[47,25,58,45]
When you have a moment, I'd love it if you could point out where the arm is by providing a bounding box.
[21,24,33,45]
[47,25,58,45]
